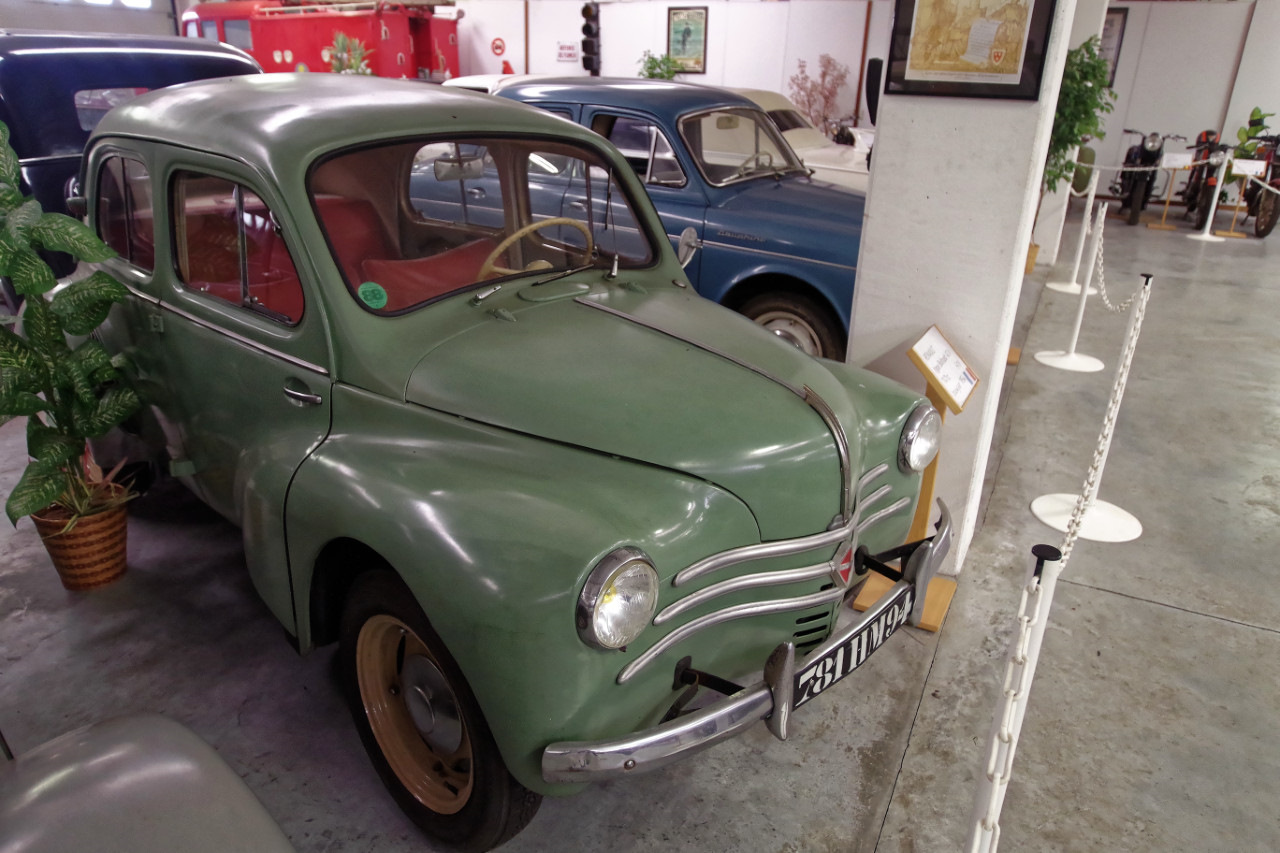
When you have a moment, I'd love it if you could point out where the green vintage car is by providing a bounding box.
[85,74,950,851]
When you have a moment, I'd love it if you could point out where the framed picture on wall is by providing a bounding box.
[1100,8,1127,87]
[885,0,1058,100]
[668,7,707,74]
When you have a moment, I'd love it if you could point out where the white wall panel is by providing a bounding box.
[455,0,527,76]
[1225,0,1277,148]
[0,0,174,35]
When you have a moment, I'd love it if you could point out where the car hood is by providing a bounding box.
[791,139,871,176]
[404,283,860,540]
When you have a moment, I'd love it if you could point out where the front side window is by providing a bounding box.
[593,115,685,188]
[679,108,805,186]
[96,155,154,271]
[312,136,656,315]
[172,172,304,324]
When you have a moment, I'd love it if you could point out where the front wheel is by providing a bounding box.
[1255,187,1278,238]
[340,571,541,852]
[1194,182,1215,231]
[739,292,845,360]
[1127,174,1147,225]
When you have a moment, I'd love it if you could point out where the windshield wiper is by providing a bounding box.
[531,259,599,287]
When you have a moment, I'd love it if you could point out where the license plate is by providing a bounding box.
[792,584,914,709]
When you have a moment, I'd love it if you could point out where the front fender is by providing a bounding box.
[284,384,765,795]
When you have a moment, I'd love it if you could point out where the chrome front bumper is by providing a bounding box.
[541,499,952,784]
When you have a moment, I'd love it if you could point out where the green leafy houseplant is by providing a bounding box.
[1043,36,1115,197]
[329,32,374,75]
[638,50,681,80]
[0,121,140,529]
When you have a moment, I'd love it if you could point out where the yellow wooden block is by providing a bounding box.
[851,572,958,633]
[1007,346,1021,366]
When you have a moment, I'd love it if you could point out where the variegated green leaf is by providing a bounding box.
[76,385,139,438]
[0,229,22,277]
[0,139,18,191]
[8,248,57,296]
[6,458,65,524]
[64,340,115,404]
[5,199,42,239]
[32,213,115,263]
[51,272,128,335]
[26,424,81,468]
[0,389,45,418]
[20,298,67,358]
[0,182,21,211]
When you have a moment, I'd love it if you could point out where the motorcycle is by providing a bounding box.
[1189,136,1233,232]
[1112,129,1185,225]
[1181,130,1221,218]
[1242,133,1279,238]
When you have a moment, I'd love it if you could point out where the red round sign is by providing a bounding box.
[491,38,506,56]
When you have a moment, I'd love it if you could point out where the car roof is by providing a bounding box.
[91,73,614,176]
[0,29,261,159]
[730,88,798,114]
[495,77,758,116]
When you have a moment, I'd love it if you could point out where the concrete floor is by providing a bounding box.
[2,210,1277,852]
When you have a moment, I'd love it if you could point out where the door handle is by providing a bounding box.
[283,385,323,406]
[568,200,588,210]
[467,188,486,199]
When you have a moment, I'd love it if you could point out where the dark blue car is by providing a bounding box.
[490,78,865,360]
[0,30,260,310]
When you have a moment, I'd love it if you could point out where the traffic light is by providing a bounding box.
[581,2,600,75]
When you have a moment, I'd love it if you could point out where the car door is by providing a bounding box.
[581,108,707,282]
[137,153,331,631]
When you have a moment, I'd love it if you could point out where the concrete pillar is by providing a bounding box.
[848,0,1079,573]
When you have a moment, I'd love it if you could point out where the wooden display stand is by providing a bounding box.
[1215,163,1265,239]
[852,325,977,632]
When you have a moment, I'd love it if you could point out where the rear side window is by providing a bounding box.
[96,156,155,271]
[172,172,304,325]
[591,114,685,187]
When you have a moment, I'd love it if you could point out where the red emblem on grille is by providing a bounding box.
[833,543,855,586]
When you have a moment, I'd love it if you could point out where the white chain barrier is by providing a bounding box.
[967,275,1154,853]
[1246,174,1280,196]
[1048,170,1099,292]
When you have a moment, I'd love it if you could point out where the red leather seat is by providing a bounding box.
[361,238,499,312]
[315,196,397,285]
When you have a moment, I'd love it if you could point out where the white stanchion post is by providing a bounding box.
[1046,169,1099,295]
[1188,158,1229,243]
[1034,202,1107,373]
[1032,275,1152,543]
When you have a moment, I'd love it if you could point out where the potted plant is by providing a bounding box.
[0,120,140,590]
[638,50,681,80]
[1034,36,1114,270]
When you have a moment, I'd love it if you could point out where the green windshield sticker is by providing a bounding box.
[358,281,388,310]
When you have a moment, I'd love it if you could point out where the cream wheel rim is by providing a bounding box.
[356,614,474,814]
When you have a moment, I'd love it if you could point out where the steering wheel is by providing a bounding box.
[479,217,595,279]
[736,151,773,175]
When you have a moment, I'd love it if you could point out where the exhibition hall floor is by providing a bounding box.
[1,211,1276,851]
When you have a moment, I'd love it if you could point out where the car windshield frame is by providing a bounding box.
[307,132,661,316]
[677,107,807,188]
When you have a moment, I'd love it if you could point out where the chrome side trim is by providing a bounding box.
[673,524,849,587]
[159,300,330,377]
[653,560,833,625]
[617,587,846,684]
[697,239,856,274]
[803,389,851,522]
[18,153,81,167]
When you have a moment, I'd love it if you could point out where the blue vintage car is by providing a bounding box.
[488,78,865,360]
[0,30,260,310]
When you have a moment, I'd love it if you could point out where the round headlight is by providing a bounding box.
[898,404,942,474]
[1143,133,1162,152]
[577,548,659,650]
[1209,150,1227,167]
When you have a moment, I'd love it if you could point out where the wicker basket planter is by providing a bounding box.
[31,502,129,591]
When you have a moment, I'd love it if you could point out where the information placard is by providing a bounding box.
[1161,151,1192,170]
[1231,158,1267,177]
[907,325,979,414]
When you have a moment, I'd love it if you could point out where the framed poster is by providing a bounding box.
[668,7,707,74]
[1100,7,1127,87]
[885,0,1058,100]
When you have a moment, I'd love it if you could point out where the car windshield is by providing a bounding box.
[678,108,805,186]
[310,135,655,315]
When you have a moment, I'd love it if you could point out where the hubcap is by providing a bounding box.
[356,614,474,814]
[753,310,822,356]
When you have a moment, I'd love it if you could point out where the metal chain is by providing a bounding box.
[1059,278,1152,567]
[1091,230,1142,314]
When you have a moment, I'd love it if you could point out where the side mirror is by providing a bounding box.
[66,196,88,218]
[676,226,701,268]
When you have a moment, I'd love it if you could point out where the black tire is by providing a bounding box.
[1126,174,1147,225]
[1194,182,1215,231]
[1183,169,1202,215]
[739,291,845,360]
[340,571,541,852]
[1256,188,1278,238]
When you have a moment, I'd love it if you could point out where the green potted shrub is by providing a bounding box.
[638,50,681,80]
[0,121,140,589]
[1033,36,1114,270]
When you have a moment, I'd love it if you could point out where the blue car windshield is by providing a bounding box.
[678,108,805,186]
[310,136,656,315]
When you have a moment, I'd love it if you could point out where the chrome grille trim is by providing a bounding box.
[615,441,916,682]
[617,587,847,684]
[653,560,833,626]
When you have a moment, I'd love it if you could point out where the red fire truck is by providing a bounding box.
[181,0,461,81]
